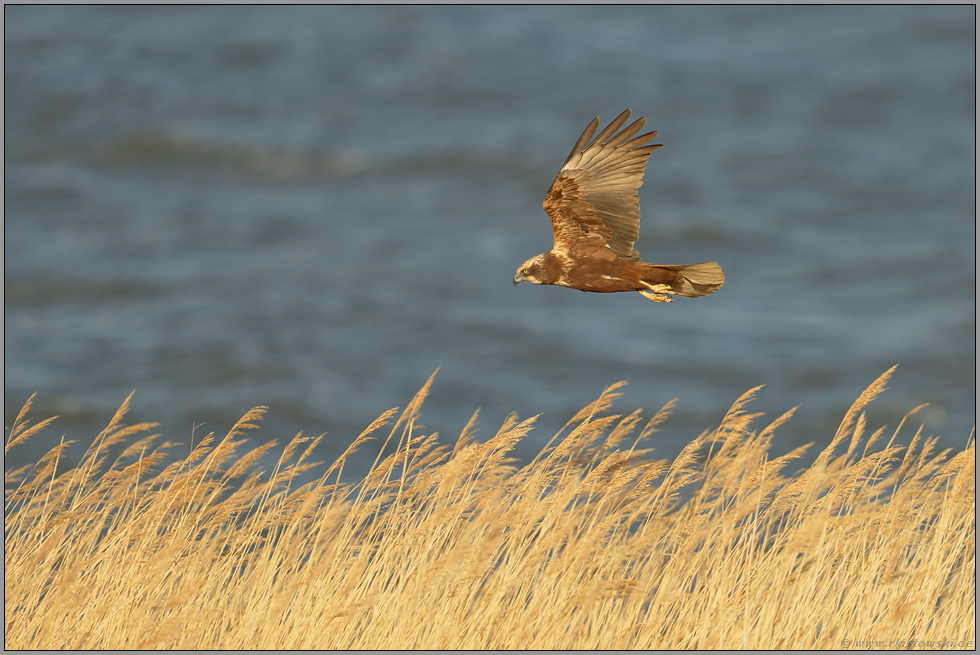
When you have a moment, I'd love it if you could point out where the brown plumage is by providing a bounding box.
[513,109,724,303]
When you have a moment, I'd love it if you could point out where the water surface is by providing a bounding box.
[5,6,975,475]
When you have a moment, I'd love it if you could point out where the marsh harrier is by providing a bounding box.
[513,109,723,302]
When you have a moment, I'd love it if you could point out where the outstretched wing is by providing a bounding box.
[543,109,662,260]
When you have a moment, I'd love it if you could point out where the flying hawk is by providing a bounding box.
[513,109,724,303]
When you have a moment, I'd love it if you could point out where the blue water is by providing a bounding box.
[5,6,975,475]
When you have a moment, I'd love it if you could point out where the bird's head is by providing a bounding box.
[514,255,545,286]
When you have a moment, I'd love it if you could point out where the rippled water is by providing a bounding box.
[5,6,975,475]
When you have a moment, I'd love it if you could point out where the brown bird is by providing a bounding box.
[513,109,723,303]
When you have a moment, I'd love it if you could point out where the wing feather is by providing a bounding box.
[543,109,662,259]
[560,117,600,168]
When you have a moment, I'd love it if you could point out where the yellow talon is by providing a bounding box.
[639,282,675,303]
[639,290,673,303]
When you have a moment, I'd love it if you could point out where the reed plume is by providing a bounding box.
[4,369,975,649]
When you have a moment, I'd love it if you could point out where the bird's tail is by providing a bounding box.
[654,262,725,298]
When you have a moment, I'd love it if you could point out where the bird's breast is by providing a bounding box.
[559,257,644,292]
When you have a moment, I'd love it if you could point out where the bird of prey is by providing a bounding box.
[513,109,723,303]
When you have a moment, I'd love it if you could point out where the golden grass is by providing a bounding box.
[4,368,976,649]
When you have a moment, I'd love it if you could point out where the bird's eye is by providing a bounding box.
[522,268,530,275]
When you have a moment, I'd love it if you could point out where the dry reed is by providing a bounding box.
[4,369,975,649]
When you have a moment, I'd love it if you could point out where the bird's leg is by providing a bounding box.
[638,281,675,303]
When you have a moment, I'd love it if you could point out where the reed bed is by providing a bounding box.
[4,367,975,649]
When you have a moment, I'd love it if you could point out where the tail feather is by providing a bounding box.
[655,262,724,298]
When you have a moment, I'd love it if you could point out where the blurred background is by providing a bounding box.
[5,6,975,476]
